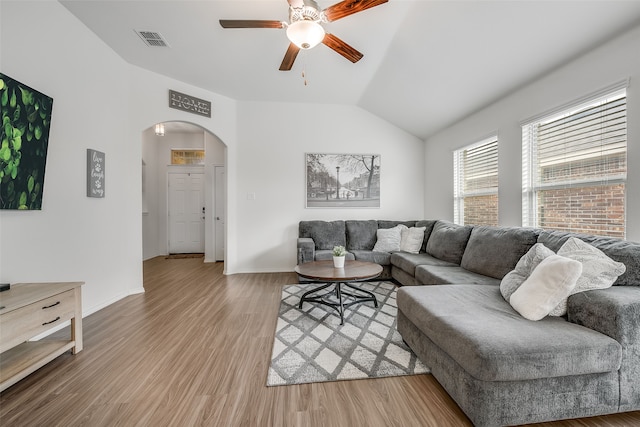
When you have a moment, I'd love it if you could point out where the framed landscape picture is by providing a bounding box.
[306,153,380,208]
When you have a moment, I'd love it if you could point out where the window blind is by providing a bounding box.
[522,89,626,237]
[454,136,498,226]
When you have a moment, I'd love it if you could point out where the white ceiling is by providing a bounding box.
[59,0,640,140]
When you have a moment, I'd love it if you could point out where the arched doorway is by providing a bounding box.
[141,121,227,263]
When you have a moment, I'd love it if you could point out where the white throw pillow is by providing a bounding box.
[400,226,426,254]
[372,225,405,252]
[509,254,583,321]
[548,237,626,316]
[500,243,555,302]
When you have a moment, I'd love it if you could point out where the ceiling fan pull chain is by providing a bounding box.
[302,60,308,86]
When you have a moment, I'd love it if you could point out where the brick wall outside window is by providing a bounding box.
[463,195,499,227]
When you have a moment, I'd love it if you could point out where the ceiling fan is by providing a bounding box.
[219,0,388,71]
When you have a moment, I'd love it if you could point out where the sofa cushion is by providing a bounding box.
[509,254,582,321]
[426,221,473,264]
[299,220,346,250]
[314,249,355,262]
[461,226,539,279]
[391,252,457,276]
[345,220,378,251]
[378,220,416,230]
[351,250,392,265]
[397,285,622,382]
[547,237,626,316]
[415,265,500,286]
[538,230,640,286]
[500,243,555,302]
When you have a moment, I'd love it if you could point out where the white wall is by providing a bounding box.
[0,0,142,312]
[142,130,159,260]
[126,67,239,273]
[234,101,425,273]
[0,1,424,321]
[0,1,238,316]
[425,23,640,242]
[204,132,226,263]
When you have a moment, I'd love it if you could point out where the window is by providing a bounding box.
[171,149,205,165]
[454,136,499,226]
[522,86,627,238]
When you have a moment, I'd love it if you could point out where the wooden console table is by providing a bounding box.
[0,282,83,392]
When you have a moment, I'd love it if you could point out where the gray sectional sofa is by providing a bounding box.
[297,219,640,426]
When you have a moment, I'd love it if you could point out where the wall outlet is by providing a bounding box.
[247,192,256,200]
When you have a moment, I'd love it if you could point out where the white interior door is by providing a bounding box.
[214,166,226,261]
[169,172,205,254]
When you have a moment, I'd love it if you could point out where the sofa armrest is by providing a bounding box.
[567,286,640,344]
[297,238,315,264]
[569,286,640,411]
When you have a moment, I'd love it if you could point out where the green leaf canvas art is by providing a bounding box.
[0,73,53,210]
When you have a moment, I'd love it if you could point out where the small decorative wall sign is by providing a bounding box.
[87,149,105,198]
[168,90,211,118]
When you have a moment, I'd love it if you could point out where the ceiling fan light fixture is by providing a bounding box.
[286,20,325,49]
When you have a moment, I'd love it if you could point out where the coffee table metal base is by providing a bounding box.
[298,282,378,325]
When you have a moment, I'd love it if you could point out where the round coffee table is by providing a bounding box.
[294,260,383,325]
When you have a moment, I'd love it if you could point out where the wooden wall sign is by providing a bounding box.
[87,149,105,198]
[168,90,211,118]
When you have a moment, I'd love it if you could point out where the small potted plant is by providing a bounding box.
[332,245,347,268]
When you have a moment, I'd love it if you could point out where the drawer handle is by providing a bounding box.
[42,316,61,326]
[43,301,61,309]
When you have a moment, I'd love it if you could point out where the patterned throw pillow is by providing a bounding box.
[400,226,426,254]
[548,237,626,316]
[372,225,405,252]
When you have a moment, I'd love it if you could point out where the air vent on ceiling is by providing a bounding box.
[135,30,170,47]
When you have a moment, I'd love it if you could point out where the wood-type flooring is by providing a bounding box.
[1,256,639,426]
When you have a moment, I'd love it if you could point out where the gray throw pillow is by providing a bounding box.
[548,237,626,316]
[500,243,555,302]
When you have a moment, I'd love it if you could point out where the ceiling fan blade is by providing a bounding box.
[322,33,363,63]
[323,0,388,22]
[279,43,301,71]
[219,20,284,29]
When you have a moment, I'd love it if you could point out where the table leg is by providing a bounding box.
[298,282,334,309]
[336,282,345,325]
[342,282,378,308]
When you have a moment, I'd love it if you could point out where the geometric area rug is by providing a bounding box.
[266,281,430,386]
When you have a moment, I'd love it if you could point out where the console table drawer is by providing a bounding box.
[0,289,76,354]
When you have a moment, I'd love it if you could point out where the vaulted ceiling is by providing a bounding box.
[60,0,640,140]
